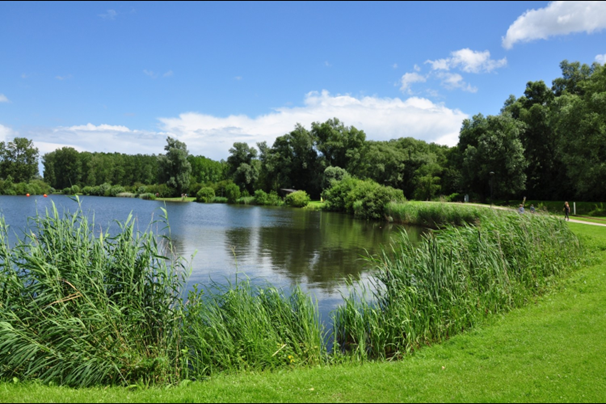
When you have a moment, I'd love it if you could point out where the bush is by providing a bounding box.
[322,166,350,190]
[212,196,228,203]
[109,186,125,197]
[254,190,269,205]
[196,187,215,203]
[224,183,241,203]
[116,192,136,198]
[322,178,405,219]
[139,193,156,200]
[285,191,310,208]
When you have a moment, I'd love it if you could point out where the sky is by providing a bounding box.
[1,1,606,162]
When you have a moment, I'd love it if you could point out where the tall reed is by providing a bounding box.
[0,202,189,386]
[333,211,583,360]
[182,280,325,377]
[0,202,325,386]
[386,202,483,228]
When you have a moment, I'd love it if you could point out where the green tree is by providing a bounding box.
[158,137,192,195]
[226,142,259,194]
[0,137,39,183]
[42,147,81,189]
[553,63,606,200]
[458,114,528,200]
[311,118,367,174]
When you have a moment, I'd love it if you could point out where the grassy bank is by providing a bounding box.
[1,223,604,402]
[0,204,591,394]
[386,201,484,228]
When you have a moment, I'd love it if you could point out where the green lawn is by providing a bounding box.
[2,223,606,402]
[155,197,196,202]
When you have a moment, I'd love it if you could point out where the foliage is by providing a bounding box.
[386,202,483,228]
[0,137,39,183]
[457,114,528,200]
[322,177,405,220]
[285,190,310,208]
[224,183,241,203]
[157,137,192,195]
[322,166,350,190]
[227,143,259,194]
[0,204,189,386]
[196,187,215,203]
[334,212,583,360]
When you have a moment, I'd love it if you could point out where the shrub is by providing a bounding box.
[116,192,136,198]
[212,196,228,203]
[285,191,310,208]
[322,178,405,219]
[109,186,125,197]
[254,190,269,205]
[267,191,283,206]
[196,187,215,203]
[139,193,156,200]
[225,183,241,203]
[322,166,350,190]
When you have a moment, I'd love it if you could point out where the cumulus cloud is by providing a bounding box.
[426,49,507,73]
[18,92,467,161]
[400,72,427,94]
[436,73,477,93]
[503,1,606,49]
[596,54,606,64]
[0,124,16,143]
[158,91,468,158]
[0,94,9,103]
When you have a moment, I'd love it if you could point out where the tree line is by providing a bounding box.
[1,59,605,202]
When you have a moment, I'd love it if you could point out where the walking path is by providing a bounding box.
[454,202,606,227]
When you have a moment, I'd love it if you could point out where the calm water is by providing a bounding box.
[0,195,424,318]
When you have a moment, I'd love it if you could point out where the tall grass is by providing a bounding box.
[0,203,188,386]
[386,202,483,228]
[0,202,587,386]
[182,280,325,377]
[333,211,583,360]
[0,202,324,386]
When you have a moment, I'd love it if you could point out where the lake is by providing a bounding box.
[0,195,424,319]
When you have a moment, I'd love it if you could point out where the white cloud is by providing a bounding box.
[400,72,427,94]
[503,1,606,49]
[19,92,467,161]
[596,54,606,64]
[0,94,9,103]
[413,64,421,72]
[143,70,157,79]
[436,72,478,93]
[0,124,16,143]
[163,70,173,78]
[99,9,117,20]
[426,49,507,73]
[55,75,72,81]
[158,91,468,158]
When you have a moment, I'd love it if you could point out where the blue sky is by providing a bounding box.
[1,1,605,161]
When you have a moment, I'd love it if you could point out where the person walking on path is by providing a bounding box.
[564,201,571,221]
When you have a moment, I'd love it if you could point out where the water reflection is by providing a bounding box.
[0,196,425,316]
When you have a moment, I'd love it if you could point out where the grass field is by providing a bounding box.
[155,197,196,202]
[1,222,605,402]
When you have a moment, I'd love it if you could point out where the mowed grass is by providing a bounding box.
[2,224,605,402]
[155,197,196,202]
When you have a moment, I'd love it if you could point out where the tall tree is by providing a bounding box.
[158,137,192,195]
[42,147,81,189]
[0,137,39,183]
[226,142,259,194]
[458,114,528,200]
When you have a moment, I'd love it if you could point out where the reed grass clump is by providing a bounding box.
[0,204,189,386]
[386,202,483,228]
[0,203,325,386]
[333,211,583,360]
[182,280,325,377]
